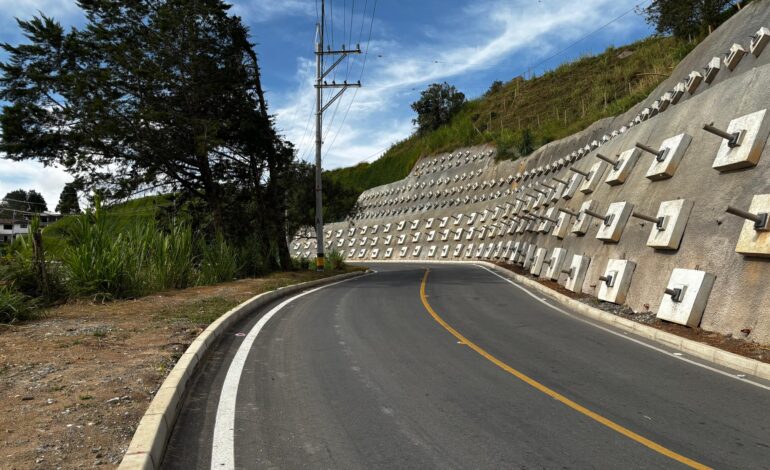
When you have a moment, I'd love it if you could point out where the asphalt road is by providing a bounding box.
[163,263,770,469]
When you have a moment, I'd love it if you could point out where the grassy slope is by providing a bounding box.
[327,35,695,196]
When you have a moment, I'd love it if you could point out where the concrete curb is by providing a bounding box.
[365,259,770,382]
[118,270,367,470]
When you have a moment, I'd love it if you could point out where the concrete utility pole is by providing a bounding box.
[314,0,361,271]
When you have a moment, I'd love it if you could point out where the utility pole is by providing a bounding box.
[314,0,361,271]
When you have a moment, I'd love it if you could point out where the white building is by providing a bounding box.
[0,212,63,244]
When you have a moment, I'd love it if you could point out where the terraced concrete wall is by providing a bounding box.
[293,1,770,344]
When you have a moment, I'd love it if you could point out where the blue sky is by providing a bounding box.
[0,0,655,208]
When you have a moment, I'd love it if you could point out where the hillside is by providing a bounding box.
[327,35,695,202]
[305,0,770,343]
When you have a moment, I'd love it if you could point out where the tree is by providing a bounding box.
[2,189,48,213]
[639,0,737,39]
[55,182,81,214]
[0,0,295,269]
[285,161,361,239]
[485,80,504,96]
[411,82,466,135]
[518,128,534,157]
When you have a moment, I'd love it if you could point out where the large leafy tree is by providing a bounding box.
[285,161,361,239]
[0,0,295,268]
[411,82,466,135]
[640,0,738,39]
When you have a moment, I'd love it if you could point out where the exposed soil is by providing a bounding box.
[0,268,360,470]
[494,261,770,365]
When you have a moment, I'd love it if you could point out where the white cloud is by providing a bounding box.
[0,0,79,17]
[0,160,71,211]
[230,0,315,22]
[271,0,644,170]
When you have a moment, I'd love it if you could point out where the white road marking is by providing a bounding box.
[210,273,372,469]
[476,265,770,392]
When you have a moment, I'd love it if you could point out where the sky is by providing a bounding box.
[0,0,655,210]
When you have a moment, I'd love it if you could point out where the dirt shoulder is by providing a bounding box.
[0,268,362,470]
[493,261,770,365]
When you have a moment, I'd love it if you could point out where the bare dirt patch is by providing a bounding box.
[493,262,770,365]
[0,269,360,469]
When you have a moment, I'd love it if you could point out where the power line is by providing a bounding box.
[1,197,49,207]
[300,0,354,161]
[320,0,357,146]
[523,0,651,78]
[294,27,325,162]
[332,0,648,164]
[325,0,378,157]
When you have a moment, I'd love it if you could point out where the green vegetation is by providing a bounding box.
[291,248,345,272]
[0,198,277,321]
[327,35,696,209]
[0,285,37,323]
[411,82,466,135]
[55,182,82,215]
[641,0,750,39]
[1,0,297,269]
[1,189,48,216]
[325,249,346,271]
[158,296,239,325]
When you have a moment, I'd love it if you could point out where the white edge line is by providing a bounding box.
[210,272,373,469]
[475,264,770,392]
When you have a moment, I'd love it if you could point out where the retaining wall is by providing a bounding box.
[293,1,770,344]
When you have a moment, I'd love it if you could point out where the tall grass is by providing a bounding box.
[0,199,268,323]
[63,202,147,299]
[57,199,235,299]
[198,233,238,285]
[151,223,195,290]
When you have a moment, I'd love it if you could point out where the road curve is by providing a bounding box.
[162,263,770,469]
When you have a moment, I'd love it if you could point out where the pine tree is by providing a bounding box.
[55,182,81,214]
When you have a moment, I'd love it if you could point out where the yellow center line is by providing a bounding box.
[419,269,710,470]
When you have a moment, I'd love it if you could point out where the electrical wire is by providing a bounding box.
[319,0,357,149]
[1,197,49,206]
[329,0,649,164]
[293,27,324,162]
[522,0,652,77]
[324,0,377,158]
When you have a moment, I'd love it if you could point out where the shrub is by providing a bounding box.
[198,233,238,285]
[1,224,66,300]
[235,236,270,278]
[325,249,346,271]
[0,241,37,294]
[0,285,37,323]
[292,256,311,271]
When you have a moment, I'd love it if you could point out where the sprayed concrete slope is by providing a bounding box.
[293,1,770,344]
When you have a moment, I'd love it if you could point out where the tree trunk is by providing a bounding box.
[32,229,49,298]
